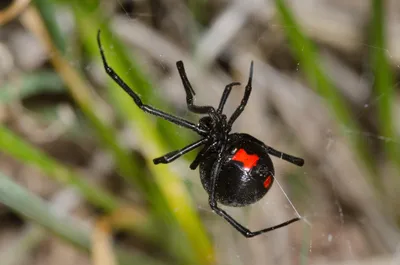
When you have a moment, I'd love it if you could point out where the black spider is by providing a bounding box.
[97,30,304,238]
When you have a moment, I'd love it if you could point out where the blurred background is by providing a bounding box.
[0,0,400,265]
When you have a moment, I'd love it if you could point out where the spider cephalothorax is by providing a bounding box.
[97,30,304,238]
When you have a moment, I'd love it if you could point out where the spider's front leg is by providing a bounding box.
[227,61,253,128]
[176,61,216,114]
[97,31,207,135]
[217,82,241,114]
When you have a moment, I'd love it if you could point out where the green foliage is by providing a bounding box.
[0,71,64,103]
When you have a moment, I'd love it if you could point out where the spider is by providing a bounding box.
[97,30,304,238]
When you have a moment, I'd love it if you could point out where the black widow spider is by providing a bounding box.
[97,30,304,238]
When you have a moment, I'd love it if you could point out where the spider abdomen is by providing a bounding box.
[199,133,275,207]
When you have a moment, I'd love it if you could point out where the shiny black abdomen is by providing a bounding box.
[199,133,275,207]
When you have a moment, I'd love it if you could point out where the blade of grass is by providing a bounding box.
[369,0,400,173]
[0,172,169,265]
[34,0,66,53]
[0,0,31,25]
[3,225,46,265]
[92,219,117,265]
[0,71,64,103]
[3,188,81,265]
[0,172,89,248]
[92,208,159,265]
[300,222,311,265]
[0,125,118,211]
[274,0,379,189]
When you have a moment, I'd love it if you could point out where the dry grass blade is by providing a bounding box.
[0,0,31,25]
[19,6,92,105]
[92,208,148,265]
[92,220,117,265]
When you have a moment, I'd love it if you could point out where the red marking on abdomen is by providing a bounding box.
[263,176,272,189]
[232,149,259,170]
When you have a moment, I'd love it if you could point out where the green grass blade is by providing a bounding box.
[34,0,66,53]
[0,172,89,248]
[300,222,311,265]
[0,172,169,265]
[0,71,64,103]
[0,125,119,211]
[274,0,378,186]
[369,0,400,171]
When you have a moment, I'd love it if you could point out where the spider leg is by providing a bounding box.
[209,204,300,238]
[97,31,207,136]
[227,61,254,128]
[189,141,217,170]
[176,61,216,114]
[208,151,300,238]
[267,146,304,167]
[153,138,207,164]
[217,82,241,114]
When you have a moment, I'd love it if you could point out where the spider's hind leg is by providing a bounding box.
[189,141,217,170]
